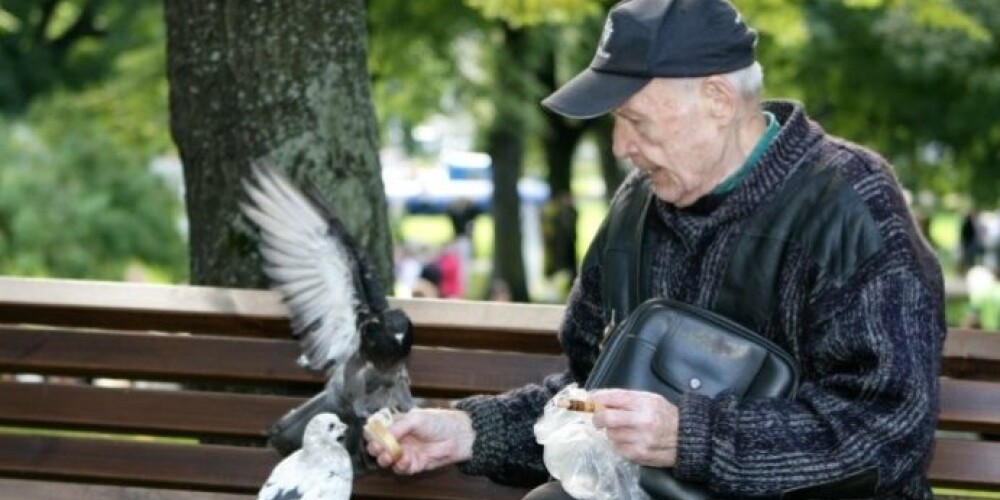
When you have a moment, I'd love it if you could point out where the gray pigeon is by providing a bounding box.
[241,164,415,471]
[258,412,352,500]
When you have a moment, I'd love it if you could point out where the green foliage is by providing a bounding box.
[0,0,164,114]
[785,0,1000,204]
[0,1,185,281]
[367,0,484,144]
[464,0,603,27]
[0,92,186,280]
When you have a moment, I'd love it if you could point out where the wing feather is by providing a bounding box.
[242,165,360,371]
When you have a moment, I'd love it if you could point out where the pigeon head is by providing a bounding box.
[303,413,347,451]
[358,308,412,369]
[383,308,413,352]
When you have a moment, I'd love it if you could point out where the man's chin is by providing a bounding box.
[650,185,681,206]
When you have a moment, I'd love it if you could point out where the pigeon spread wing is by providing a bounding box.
[243,164,415,473]
[241,165,361,372]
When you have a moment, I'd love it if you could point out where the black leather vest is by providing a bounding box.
[600,149,884,338]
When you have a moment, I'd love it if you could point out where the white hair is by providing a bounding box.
[721,62,764,101]
[668,62,764,105]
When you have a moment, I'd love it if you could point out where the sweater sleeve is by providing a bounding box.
[674,254,946,497]
[453,218,610,486]
[453,371,573,486]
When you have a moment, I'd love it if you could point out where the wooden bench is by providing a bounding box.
[0,276,998,498]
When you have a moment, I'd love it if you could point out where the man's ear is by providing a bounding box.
[701,76,737,124]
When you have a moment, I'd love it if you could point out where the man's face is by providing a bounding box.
[612,78,726,207]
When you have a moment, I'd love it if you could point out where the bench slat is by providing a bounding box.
[0,433,273,492]
[0,278,289,338]
[3,375,991,447]
[408,348,567,398]
[0,278,564,353]
[0,434,528,499]
[0,381,301,439]
[0,326,565,396]
[929,438,1000,489]
[1,433,995,495]
[0,326,319,387]
[942,329,1000,382]
[6,277,998,359]
[0,477,248,500]
[938,378,1000,434]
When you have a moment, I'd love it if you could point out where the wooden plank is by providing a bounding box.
[0,434,274,492]
[938,378,1000,434]
[0,381,303,439]
[0,434,997,496]
[0,277,290,338]
[0,326,564,396]
[399,299,562,354]
[929,439,1000,490]
[407,348,567,398]
[0,478,249,500]
[9,277,1000,359]
[354,468,529,500]
[0,326,320,387]
[0,434,529,499]
[0,277,564,353]
[942,329,1000,382]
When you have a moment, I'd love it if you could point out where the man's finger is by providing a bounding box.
[589,388,638,408]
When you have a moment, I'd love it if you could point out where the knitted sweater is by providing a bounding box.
[455,101,945,498]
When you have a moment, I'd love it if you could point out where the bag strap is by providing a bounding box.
[601,142,827,334]
[600,177,654,333]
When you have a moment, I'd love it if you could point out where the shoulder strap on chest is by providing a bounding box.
[601,142,856,332]
[600,178,654,327]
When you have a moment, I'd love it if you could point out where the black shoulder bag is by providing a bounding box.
[582,165,828,499]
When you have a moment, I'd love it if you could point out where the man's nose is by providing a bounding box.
[611,123,634,158]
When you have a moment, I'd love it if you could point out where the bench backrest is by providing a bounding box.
[0,277,998,498]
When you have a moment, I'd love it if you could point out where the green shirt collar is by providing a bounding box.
[711,111,779,195]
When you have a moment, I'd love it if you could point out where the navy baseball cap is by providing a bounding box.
[542,0,757,119]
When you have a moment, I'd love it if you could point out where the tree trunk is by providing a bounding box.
[164,0,391,289]
[487,26,530,303]
[594,117,628,202]
[543,119,584,198]
[539,48,586,198]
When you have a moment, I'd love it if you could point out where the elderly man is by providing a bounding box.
[368,0,945,498]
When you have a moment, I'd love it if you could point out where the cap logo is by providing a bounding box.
[596,18,614,59]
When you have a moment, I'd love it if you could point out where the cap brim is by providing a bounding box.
[541,68,650,120]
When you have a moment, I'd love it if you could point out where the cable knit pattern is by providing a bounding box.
[455,101,945,498]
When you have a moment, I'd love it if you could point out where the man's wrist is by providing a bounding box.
[452,410,475,462]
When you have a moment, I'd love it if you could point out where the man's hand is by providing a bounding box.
[589,388,679,467]
[365,408,475,475]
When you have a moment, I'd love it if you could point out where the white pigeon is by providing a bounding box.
[241,164,414,471]
[258,412,352,500]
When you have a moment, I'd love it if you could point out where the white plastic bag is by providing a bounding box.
[533,384,651,500]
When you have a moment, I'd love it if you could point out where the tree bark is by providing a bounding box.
[165,0,391,289]
[487,26,531,303]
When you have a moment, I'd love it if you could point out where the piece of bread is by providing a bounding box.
[364,411,402,463]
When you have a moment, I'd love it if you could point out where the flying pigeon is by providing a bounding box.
[241,164,415,471]
[258,412,352,500]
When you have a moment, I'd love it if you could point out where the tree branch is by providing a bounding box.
[51,0,107,62]
[34,0,62,44]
